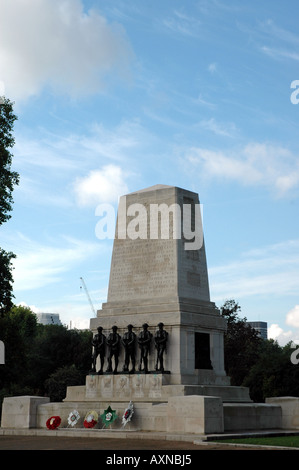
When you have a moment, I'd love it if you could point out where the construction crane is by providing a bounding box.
[80,277,96,316]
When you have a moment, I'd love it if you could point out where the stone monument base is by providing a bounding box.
[0,396,50,429]
[33,395,224,433]
[1,392,285,435]
[52,374,281,433]
[64,373,252,404]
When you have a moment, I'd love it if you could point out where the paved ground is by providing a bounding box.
[0,434,274,450]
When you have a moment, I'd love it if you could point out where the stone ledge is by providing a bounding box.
[64,374,249,403]
[1,396,50,429]
[223,403,282,431]
[266,397,299,429]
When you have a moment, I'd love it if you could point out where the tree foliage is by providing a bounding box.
[0,306,92,414]
[0,249,16,316]
[220,300,262,386]
[243,340,299,402]
[44,365,83,402]
[0,96,19,225]
[0,96,19,316]
[221,299,299,402]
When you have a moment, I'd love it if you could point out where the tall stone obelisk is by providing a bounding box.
[107,184,210,304]
[90,185,230,387]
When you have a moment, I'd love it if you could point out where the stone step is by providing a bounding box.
[64,374,251,403]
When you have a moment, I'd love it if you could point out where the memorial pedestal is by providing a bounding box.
[64,373,251,404]
[90,297,230,387]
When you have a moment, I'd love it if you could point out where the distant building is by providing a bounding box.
[36,313,62,326]
[247,321,268,340]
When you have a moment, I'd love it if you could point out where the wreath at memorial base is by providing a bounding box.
[46,416,61,430]
[83,410,98,428]
[101,406,117,427]
[67,409,80,427]
[122,401,134,427]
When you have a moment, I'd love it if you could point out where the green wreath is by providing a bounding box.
[101,406,117,427]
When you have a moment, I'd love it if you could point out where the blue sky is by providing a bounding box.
[1,0,299,343]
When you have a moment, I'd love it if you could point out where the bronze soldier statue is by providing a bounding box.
[106,325,121,374]
[138,323,152,373]
[122,324,136,373]
[91,326,106,374]
[154,322,168,372]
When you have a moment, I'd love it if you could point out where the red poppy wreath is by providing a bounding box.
[46,416,61,430]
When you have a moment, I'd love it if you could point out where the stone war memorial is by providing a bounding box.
[3,184,297,436]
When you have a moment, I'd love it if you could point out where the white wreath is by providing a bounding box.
[122,401,134,427]
[67,409,80,427]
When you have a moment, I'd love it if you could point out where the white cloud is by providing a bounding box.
[13,119,145,207]
[14,136,79,172]
[259,20,299,62]
[12,234,101,291]
[197,118,237,137]
[260,19,299,46]
[17,285,109,329]
[261,46,299,62]
[38,302,92,329]
[187,142,299,196]
[0,0,133,100]
[17,301,42,314]
[70,318,90,329]
[73,165,129,207]
[194,94,216,109]
[14,174,72,208]
[259,305,299,346]
[268,323,293,345]
[82,120,145,162]
[25,284,108,328]
[19,301,92,329]
[15,120,144,173]
[267,305,299,346]
[163,10,202,38]
[209,239,299,301]
[208,62,217,74]
[286,305,299,328]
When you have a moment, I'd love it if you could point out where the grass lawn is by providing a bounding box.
[217,435,299,448]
